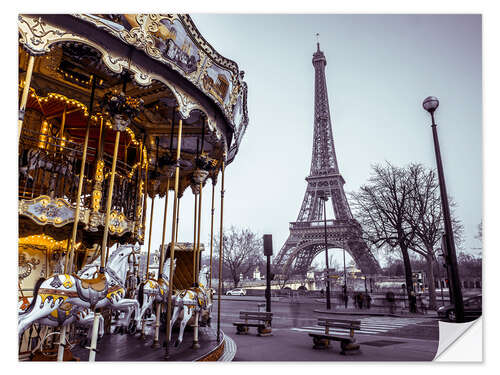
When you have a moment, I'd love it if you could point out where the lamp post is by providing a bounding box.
[343,247,347,308]
[263,234,273,313]
[321,195,331,310]
[422,96,464,323]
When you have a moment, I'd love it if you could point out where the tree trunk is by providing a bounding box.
[400,244,415,312]
[425,254,437,310]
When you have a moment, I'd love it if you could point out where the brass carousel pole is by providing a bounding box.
[192,190,198,285]
[152,178,170,348]
[165,114,183,360]
[141,160,149,250]
[216,154,226,343]
[141,195,155,339]
[192,180,203,350]
[88,127,121,363]
[18,54,35,142]
[58,76,96,362]
[58,106,67,151]
[100,129,121,271]
[209,181,215,289]
[65,76,96,273]
[89,77,132,359]
[175,196,180,242]
[105,243,110,265]
[196,183,203,282]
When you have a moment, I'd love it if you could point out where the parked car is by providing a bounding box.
[226,288,246,296]
[437,294,482,322]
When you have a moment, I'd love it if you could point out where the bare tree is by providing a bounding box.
[405,163,463,310]
[473,221,482,253]
[214,226,263,288]
[350,162,417,311]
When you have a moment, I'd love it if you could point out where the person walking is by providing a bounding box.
[386,291,395,314]
[366,293,372,309]
[409,291,417,313]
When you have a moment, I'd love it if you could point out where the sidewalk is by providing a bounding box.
[223,322,438,361]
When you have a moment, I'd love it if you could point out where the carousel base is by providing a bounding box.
[64,324,226,362]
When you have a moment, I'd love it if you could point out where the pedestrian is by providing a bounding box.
[357,293,364,309]
[366,293,372,309]
[386,291,395,314]
[409,291,417,313]
[320,288,324,297]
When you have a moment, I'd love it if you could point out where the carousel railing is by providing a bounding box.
[18,128,94,204]
[19,128,142,223]
[99,154,141,222]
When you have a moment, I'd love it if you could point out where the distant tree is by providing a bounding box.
[350,162,416,310]
[457,252,482,279]
[384,258,405,277]
[213,226,263,288]
[473,221,483,252]
[405,164,463,309]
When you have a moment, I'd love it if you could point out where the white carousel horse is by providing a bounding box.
[18,297,104,346]
[169,265,213,347]
[136,258,176,333]
[18,245,141,337]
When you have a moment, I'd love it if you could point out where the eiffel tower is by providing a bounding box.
[274,42,381,277]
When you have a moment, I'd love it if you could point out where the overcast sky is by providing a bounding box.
[138,14,482,268]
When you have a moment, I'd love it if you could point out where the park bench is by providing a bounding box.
[232,311,273,336]
[308,318,361,355]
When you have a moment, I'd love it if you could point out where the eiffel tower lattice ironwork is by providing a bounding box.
[273,42,381,277]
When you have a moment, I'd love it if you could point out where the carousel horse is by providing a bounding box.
[18,245,141,338]
[19,147,76,184]
[169,265,213,347]
[18,298,104,346]
[136,258,176,334]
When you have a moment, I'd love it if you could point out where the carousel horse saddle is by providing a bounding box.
[74,272,107,292]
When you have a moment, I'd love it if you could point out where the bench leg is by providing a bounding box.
[312,336,329,349]
[236,325,249,335]
[257,326,272,337]
[340,340,361,355]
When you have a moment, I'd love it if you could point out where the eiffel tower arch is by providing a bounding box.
[274,42,381,277]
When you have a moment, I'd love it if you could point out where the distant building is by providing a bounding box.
[253,267,262,280]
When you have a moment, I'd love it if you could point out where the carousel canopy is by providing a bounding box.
[19,14,249,197]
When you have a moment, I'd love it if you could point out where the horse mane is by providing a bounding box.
[19,277,45,315]
[137,281,145,308]
[161,258,173,276]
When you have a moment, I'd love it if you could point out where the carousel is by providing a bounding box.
[17,14,248,361]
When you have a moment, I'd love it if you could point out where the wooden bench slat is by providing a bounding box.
[239,312,272,317]
[318,322,360,328]
[233,322,266,327]
[318,318,361,324]
[318,324,360,330]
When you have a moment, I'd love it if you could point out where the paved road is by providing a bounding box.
[213,298,439,361]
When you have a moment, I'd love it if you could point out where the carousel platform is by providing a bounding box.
[69,322,229,362]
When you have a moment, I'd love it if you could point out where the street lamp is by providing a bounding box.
[320,195,331,310]
[343,244,347,308]
[422,96,464,322]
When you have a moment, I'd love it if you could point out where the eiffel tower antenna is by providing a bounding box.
[273,43,381,277]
